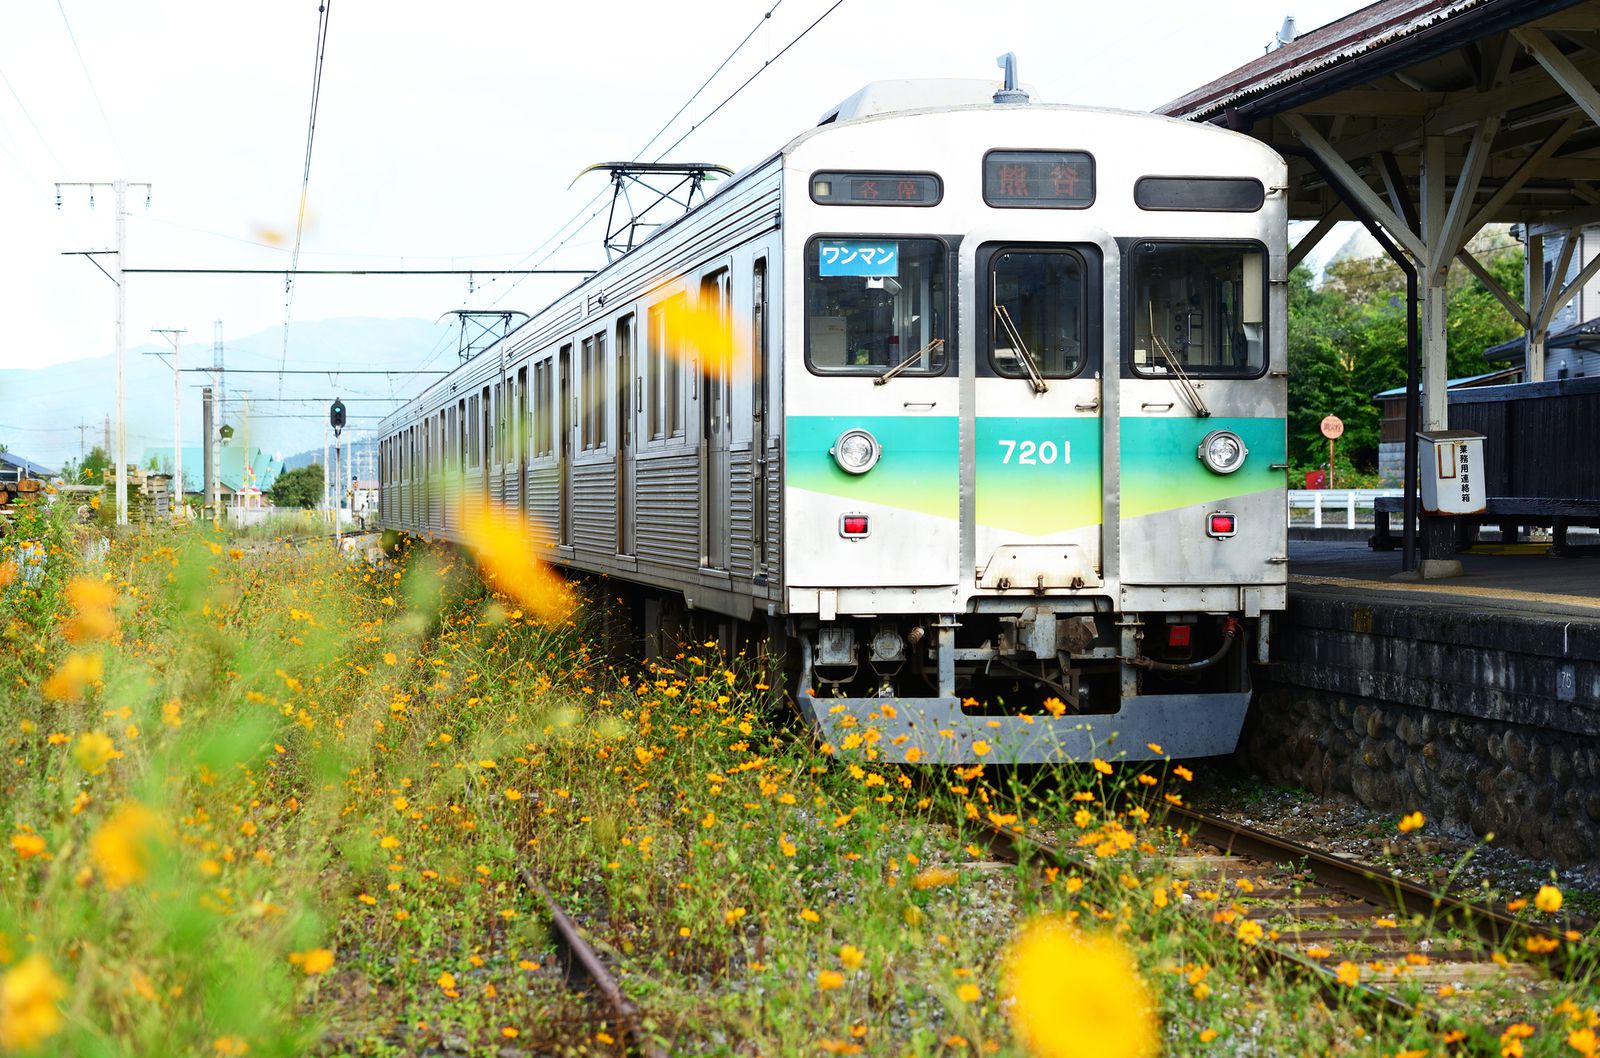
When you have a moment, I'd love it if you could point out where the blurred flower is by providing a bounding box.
[289,948,335,976]
[460,504,576,623]
[72,729,116,771]
[1397,811,1425,833]
[90,802,168,890]
[43,652,104,703]
[839,945,864,970]
[1535,885,1563,913]
[1002,917,1156,1058]
[1235,920,1263,945]
[9,833,46,859]
[956,983,980,1003]
[913,868,958,889]
[1334,961,1360,987]
[816,970,845,991]
[0,954,67,1051]
[64,576,118,642]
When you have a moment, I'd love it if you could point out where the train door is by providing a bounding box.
[972,244,1104,591]
[751,259,770,575]
[616,315,635,555]
[558,343,572,548]
[701,269,731,571]
[515,366,528,517]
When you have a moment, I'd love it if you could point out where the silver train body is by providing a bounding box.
[376,83,1289,764]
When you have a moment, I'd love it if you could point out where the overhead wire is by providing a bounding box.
[53,0,129,171]
[479,0,840,313]
[278,0,335,399]
[0,64,67,175]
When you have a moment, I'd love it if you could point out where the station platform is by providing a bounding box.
[1287,539,1600,619]
[1238,539,1600,866]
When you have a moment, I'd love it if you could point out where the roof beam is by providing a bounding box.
[1431,115,1502,283]
[1284,114,1429,262]
[1539,237,1600,334]
[1454,248,1530,327]
[1466,114,1584,232]
[1288,204,1350,270]
[1528,200,1600,237]
[1513,27,1600,129]
[1535,227,1581,333]
[1292,89,1447,116]
[1377,151,1420,233]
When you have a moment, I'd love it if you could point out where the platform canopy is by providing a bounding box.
[1159,0,1600,428]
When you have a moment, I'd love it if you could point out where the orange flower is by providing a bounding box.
[43,652,104,703]
[1535,885,1563,913]
[1334,961,1360,987]
[90,802,169,890]
[1003,918,1157,1058]
[289,948,335,975]
[816,970,845,991]
[1397,811,1425,833]
[9,833,46,859]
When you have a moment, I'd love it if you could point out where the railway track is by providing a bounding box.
[962,796,1578,1027]
[518,866,670,1058]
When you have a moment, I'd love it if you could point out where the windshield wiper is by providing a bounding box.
[994,303,1048,393]
[1146,303,1211,417]
[872,337,945,386]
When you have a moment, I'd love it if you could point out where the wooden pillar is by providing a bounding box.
[1418,136,1450,429]
[1527,232,1546,382]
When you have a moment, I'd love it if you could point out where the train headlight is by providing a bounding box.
[1197,429,1248,475]
[831,428,881,474]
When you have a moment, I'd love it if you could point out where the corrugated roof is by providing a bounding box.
[1373,366,1521,398]
[0,451,56,478]
[1158,0,1491,121]
[1483,317,1600,361]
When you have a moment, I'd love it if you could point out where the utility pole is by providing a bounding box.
[58,179,151,526]
[102,414,111,454]
[149,328,186,511]
[76,420,90,457]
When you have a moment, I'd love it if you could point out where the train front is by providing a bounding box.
[780,86,1288,764]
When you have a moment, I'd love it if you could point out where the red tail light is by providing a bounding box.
[841,515,870,537]
[1207,512,1237,538]
[1168,624,1192,647]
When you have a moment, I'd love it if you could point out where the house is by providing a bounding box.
[0,451,57,485]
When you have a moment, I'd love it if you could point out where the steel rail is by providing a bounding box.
[518,867,670,1058]
[1158,802,1576,979]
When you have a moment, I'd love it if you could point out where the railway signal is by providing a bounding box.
[330,399,347,438]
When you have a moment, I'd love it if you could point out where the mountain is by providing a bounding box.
[0,318,454,470]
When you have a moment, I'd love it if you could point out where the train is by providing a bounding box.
[376,63,1289,764]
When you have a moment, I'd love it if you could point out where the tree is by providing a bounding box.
[74,446,112,485]
[268,464,324,508]
[1286,241,1524,475]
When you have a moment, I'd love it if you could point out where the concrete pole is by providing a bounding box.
[151,329,186,514]
[114,179,128,526]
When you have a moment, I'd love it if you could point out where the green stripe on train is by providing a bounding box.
[784,414,1285,526]
[1119,416,1286,519]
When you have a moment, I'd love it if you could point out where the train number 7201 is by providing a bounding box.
[996,439,1072,465]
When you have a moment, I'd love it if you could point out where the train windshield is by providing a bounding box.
[989,249,1085,379]
[1130,242,1266,378]
[805,237,948,376]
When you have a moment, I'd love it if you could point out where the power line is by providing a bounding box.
[181,368,448,376]
[633,0,787,162]
[652,0,847,161]
[53,0,129,171]
[0,63,67,174]
[121,267,591,276]
[280,0,335,399]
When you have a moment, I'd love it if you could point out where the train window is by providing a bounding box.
[983,150,1094,209]
[804,237,948,376]
[646,297,685,440]
[988,249,1086,379]
[516,366,529,461]
[1134,176,1264,212]
[1129,242,1266,378]
[580,333,608,451]
[534,361,553,457]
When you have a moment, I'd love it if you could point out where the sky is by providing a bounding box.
[2,0,1360,380]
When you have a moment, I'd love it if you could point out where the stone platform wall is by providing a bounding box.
[1242,591,1600,866]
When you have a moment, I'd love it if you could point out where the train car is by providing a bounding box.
[377,67,1289,764]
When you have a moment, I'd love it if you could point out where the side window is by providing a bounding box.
[804,237,949,375]
[581,337,595,450]
[534,360,553,457]
[988,249,1086,379]
[592,330,607,448]
[516,366,528,461]
[647,297,685,440]
[1129,242,1266,378]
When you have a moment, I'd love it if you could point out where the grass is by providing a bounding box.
[1,493,1596,1057]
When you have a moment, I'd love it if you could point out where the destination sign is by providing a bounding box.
[810,171,941,206]
[983,150,1094,208]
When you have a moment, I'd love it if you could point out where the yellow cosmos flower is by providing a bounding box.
[816,970,845,991]
[1235,920,1264,946]
[90,802,169,890]
[1002,917,1157,1058]
[956,983,981,1003]
[839,945,865,970]
[1334,961,1360,986]
[1091,758,1113,775]
[0,954,68,1051]
[912,867,959,890]
[1397,811,1425,833]
[1535,885,1563,913]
